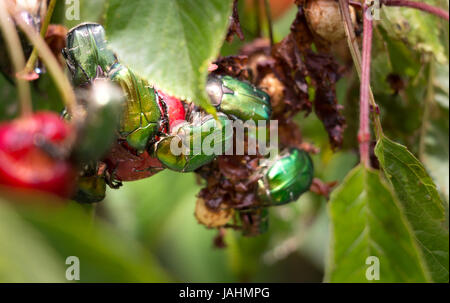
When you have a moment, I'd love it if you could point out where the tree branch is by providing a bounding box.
[13,11,77,115]
[359,2,374,167]
[383,0,449,21]
[23,0,58,76]
[0,0,32,116]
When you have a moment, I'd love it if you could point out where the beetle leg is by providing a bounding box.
[206,75,272,122]
[104,166,123,189]
[155,90,170,134]
[106,173,123,189]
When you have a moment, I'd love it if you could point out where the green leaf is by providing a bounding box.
[105,0,233,113]
[375,27,421,79]
[375,136,449,282]
[326,165,430,282]
[380,0,448,63]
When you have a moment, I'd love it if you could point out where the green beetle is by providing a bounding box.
[71,162,107,204]
[72,174,107,204]
[63,23,118,87]
[257,148,314,205]
[206,75,272,122]
[63,23,164,153]
[109,65,164,152]
[155,114,233,172]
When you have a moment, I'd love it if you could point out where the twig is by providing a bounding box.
[359,2,373,167]
[23,0,58,75]
[254,0,262,37]
[382,0,449,21]
[12,11,77,115]
[338,0,383,140]
[263,0,274,46]
[348,0,362,8]
[0,0,32,116]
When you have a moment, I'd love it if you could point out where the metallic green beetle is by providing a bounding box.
[155,114,233,172]
[109,65,164,152]
[257,148,314,205]
[63,23,118,87]
[73,173,107,204]
[206,75,272,122]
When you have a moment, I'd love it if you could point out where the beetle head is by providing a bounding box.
[63,23,117,86]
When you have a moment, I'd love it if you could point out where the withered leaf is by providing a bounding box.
[225,0,244,42]
[213,55,249,80]
[305,51,345,149]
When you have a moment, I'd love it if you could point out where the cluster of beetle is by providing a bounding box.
[62,23,314,235]
[0,9,314,236]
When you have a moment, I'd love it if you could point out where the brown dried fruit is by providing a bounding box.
[259,73,285,115]
[304,0,356,44]
[305,51,346,149]
[213,55,249,80]
[195,198,234,228]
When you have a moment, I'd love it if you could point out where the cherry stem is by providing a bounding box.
[382,0,449,21]
[338,0,383,140]
[348,0,362,8]
[344,0,449,21]
[24,0,58,75]
[254,0,262,37]
[263,0,274,46]
[0,0,32,117]
[12,10,77,115]
[359,3,373,167]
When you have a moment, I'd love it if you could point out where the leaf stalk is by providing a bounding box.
[12,10,77,115]
[382,0,449,21]
[23,0,58,75]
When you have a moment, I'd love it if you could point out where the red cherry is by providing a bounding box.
[157,90,186,132]
[0,111,76,199]
[103,142,164,182]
